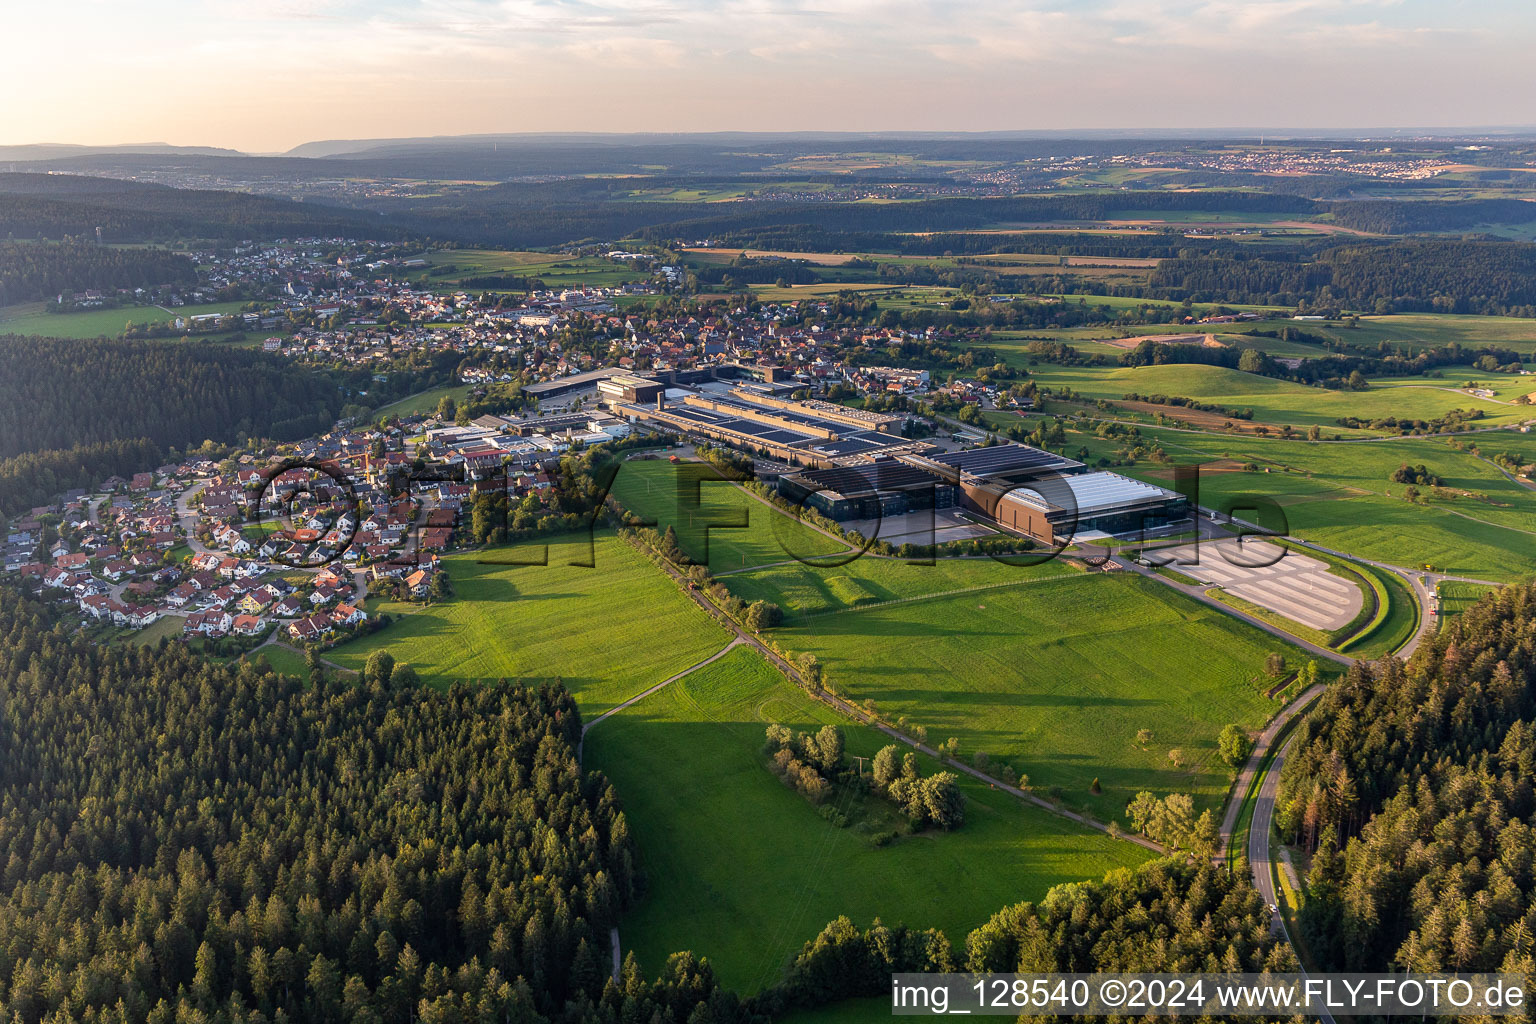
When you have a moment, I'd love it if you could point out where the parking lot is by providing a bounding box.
[1149,540,1363,631]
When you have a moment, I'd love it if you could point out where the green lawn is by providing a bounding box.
[130,614,185,646]
[0,299,251,339]
[372,384,472,419]
[756,571,1299,821]
[585,646,1149,993]
[328,533,731,714]
[1436,580,1501,627]
[611,461,849,573]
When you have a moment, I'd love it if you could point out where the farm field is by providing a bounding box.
[1121,429,1536,581]
[1020,363,1531,434]
[0,299,251,339]
[755,571,1297,820]
[584,646,1150,993]
[408,249,637,289]
[611,460,849,572]
[329,533,730,714]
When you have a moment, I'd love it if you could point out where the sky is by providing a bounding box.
[1,0,1532,153]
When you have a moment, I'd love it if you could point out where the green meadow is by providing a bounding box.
[611,460,849,573]
[410,249,637,290]
[739,568,1296,821]
[1021,362,1530,434]
[583,646,1150,993]
[0,299,252,339]
[329,533,730,714]
[1117,429,1536,581]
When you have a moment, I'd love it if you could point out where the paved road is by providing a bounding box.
[1249,731,1291,921]
[1249,727,1340,1024]
[1219,683,1325,858]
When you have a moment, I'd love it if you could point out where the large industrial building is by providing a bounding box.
[776,442,1189,544]
[613,383,919,467]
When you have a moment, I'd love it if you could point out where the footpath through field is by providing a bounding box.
[619,530,1165,853]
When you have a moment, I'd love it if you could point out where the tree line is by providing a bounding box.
[1276,582,1536,979]
[0,586,650,1023]
[0,240,195,305]
[0,336,345,512]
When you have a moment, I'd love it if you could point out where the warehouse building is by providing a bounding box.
[777,459,957,520]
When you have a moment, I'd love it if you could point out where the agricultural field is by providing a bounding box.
[1117,429,1536,581]
[1020,362,1533,434]
[583,646,1150,993]
[407,249,639,290]
[610,460,850,572]
[0,299,252,339]
[743,569,1297,820]
[329,533,730,714]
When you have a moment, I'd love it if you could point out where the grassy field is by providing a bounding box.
[740,569,1296,821]
[1019,363,1532,434]
[1436,580,1501,627]
[610,461,849,572]
[0,299,252,339]
[585,646,1150,993]
[723,549,1080,619]
[409,250,637,290]
[247,643,310,678]
[1115,429,1536,581]
[328,533,730,714]
[371,383,472,419]
[130,614,185,646]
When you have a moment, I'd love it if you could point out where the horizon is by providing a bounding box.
[3,0,1534,152]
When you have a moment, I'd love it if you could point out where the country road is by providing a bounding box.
[1219,682,1325,858]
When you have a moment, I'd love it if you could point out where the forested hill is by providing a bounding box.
[0,589,663,1023]
[0,174,407,243]
[1276,582,1536,975]
[0,336,347,517]
[0,240,196,305]
[0,336,342,461]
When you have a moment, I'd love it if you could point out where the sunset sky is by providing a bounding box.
[2,0,1531,152]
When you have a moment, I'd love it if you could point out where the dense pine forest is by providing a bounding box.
[0,175,403,244]
[0,241,196,306]
[0,590,663,1024]
[0,336,345,514]
[1277,582,1536,978]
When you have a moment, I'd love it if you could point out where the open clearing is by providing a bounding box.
[583,646,1149,993]
[746,569,1298,820]
[329,533,729,714]
[0,299,251,339]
